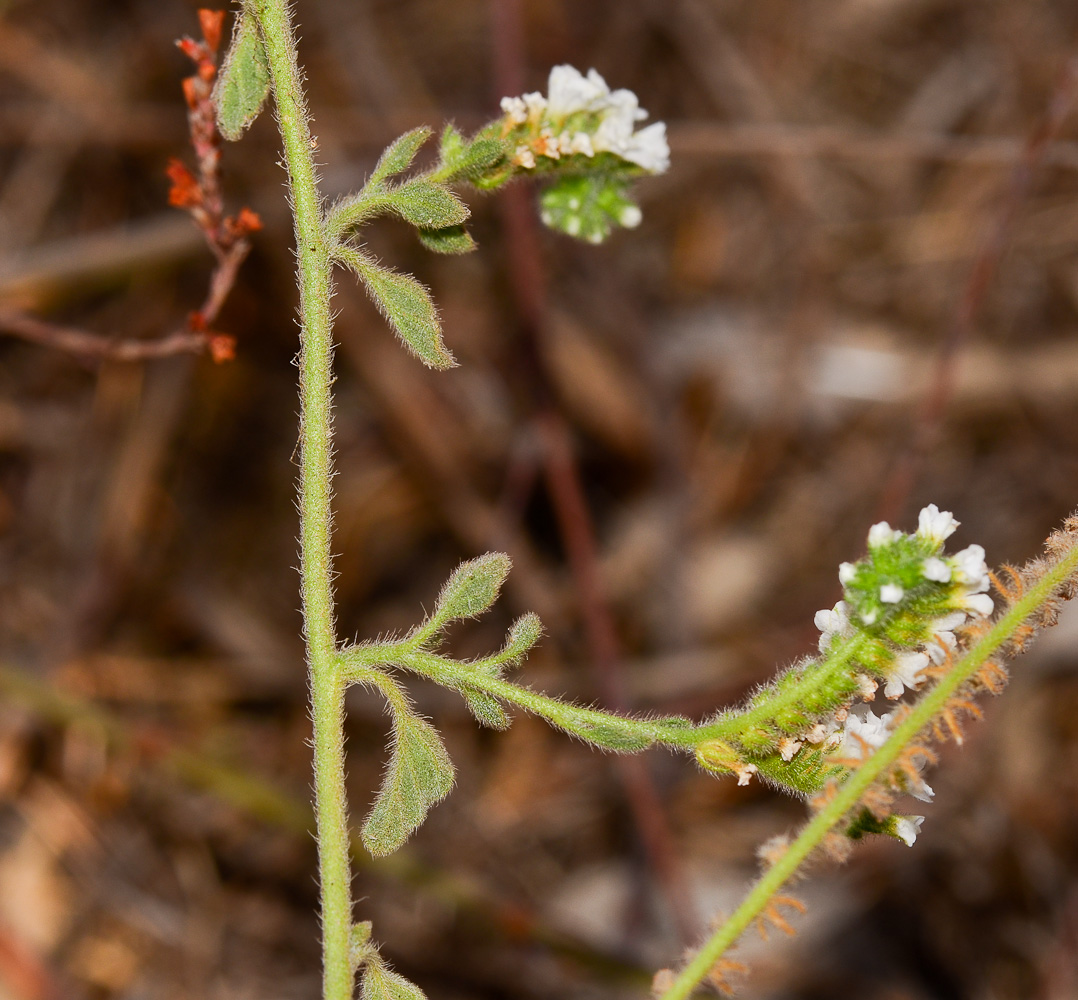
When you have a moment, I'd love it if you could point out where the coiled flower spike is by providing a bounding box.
[494,64,670,243]
[695,504,996,813]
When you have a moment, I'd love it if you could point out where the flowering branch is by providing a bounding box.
[654,513,1078,999]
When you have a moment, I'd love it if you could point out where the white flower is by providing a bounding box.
[620,120,670,172]
[838,562,857,585]
[618,204,643,228]
[922,557,951,583]
[815,600,851,651]
[500,95,527,125]
[522,91,547,116]
[868,521,900,547]
[513,145,536,169]
[569,131,594,156]
[840,709,895,759]
[917,504,959,544]
[814,600,849,634]
[957,592,994,618]
[884,651,929,699]
[880,583,904,604]
[894,815,925,846]
[909,778,934,802]
[927,629,957,665]
[547,65,610,115]
[860,606,878,625]
[950,544,990,591]
[856,674,879,700]
[933,611,966,632]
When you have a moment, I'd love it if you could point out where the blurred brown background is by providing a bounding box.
[1,0,1078,997]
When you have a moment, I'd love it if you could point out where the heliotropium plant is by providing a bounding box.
[201,3,1078,998]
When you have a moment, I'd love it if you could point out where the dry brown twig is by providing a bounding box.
[0,9,257,365]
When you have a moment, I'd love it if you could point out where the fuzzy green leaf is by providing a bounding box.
[213,9,270,141]
[361,702,455,857]
[361,962,427,1000]
[344,251,455,369]
[417,225,476,255]
[459,686,510,729]
[496,612,542,668]
[430,553,511,626]
[391,181,469,230]
[438,126,504,182]
[370,126,432,187]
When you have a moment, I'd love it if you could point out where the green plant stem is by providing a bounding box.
[338,645,700,747]
[252,3,352,999]
[657,543,1078,1000]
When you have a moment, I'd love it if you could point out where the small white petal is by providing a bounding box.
[959,592,995,617]
[618,204,642,228]
[880,583,905,604]
[927,630,957,665]
[922,557,952,583]
[861,607,878,625]
[569,131,594,156]
[933,611,967,632]
[884,651,929,699]
[866,523,901,547]
[838,562,857,585]
[917,504,960,543]
[951,544,988,586]
[894,815,925,847]
[500,95,528,125]
[522,91,547,115]
[909,779,934,803]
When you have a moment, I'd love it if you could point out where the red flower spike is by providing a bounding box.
[235,207,263,234]
[208,334,237,363]
[198,9,225,52]
[181,76,202,110]
[176,37,203,63]
[187,310,208,333]
[198,61,216,84]
[166,158,201,208]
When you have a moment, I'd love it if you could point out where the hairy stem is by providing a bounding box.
[657,542,1078,1000]
[253,3,352,999]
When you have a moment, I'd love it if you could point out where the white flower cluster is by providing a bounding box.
[816,505,995,701]
[499,65,670,174]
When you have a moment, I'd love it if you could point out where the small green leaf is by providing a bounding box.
[370,126,432,187]
[213,8,270,141]
[439,123,466,164]
[361,700,455,857]
[361,961,427,1000]
[417,225,475,255]
[431,553,511,626]
[390,181,469,229]
[437,127,505,182]
[496,612,542,668]
[459,686,510,729]
[343,250,455,369]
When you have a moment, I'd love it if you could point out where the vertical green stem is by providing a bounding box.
[253,3,352,998]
